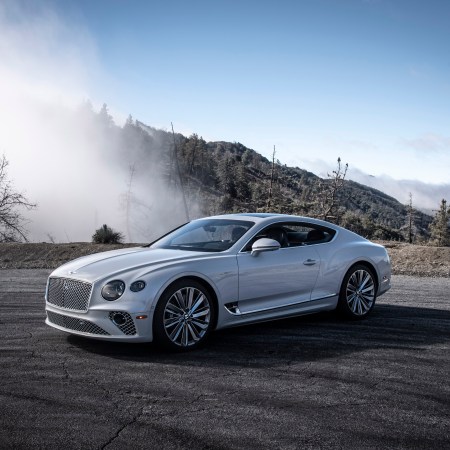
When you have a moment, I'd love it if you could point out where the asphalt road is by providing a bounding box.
[0,270,449,450]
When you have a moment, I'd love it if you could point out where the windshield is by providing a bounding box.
[150,219,255,252]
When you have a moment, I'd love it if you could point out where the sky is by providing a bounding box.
[0,0,449,241]
[51,0,450,183]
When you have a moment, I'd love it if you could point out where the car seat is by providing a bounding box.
[266,228,289,248]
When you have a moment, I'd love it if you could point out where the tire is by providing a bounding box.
[153,279,215,351]
[337,264,377,319]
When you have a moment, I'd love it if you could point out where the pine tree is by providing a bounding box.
[402,193,418,243]
[235,162,251,201]
[217,156,237,200]
[98,103,114,128]
[124,114,134,128]
[429,199,450,246]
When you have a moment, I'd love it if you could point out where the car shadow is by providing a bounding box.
[67,303,450,368]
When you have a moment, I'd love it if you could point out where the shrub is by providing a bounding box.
[92,224,124,244]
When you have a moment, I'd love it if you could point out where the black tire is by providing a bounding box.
[153,279,215,351]
[337,264,377,319]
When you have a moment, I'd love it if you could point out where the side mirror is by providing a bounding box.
[251,238,280,256]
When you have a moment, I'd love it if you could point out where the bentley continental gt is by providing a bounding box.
[45,214,391,350]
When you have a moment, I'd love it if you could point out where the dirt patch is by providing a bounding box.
[0,241,449,277]
[0,243,138,270]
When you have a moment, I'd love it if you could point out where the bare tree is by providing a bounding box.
[267,146,276,210]
[0,154,37,242]
[317,157,348,221]
[171,123,189,221]
[125,163,136,242]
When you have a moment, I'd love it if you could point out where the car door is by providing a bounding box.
[236,244,320,314]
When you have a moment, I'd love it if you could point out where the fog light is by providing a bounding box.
[111,312,127,326]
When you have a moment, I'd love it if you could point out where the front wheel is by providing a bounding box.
[337,264,377,319]
[153,280,215,351]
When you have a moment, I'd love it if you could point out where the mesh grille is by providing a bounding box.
[47,278,92,312]
[47,311,109,335]
[109,312,137,335]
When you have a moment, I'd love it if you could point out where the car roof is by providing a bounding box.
[194,213,341,230]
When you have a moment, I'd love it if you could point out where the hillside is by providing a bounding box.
[123,120,433,240]
[20,107,433,243]
[173,137,433,240]
[1,242,449,277]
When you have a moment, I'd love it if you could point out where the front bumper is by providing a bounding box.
[45,304,154,342]
[378,274,391,297]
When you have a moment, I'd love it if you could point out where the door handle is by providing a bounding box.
[303,259,317,266]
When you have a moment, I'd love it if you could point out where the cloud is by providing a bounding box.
[347,168,450,213]
[402,133,450,153]
[0,1,98,104]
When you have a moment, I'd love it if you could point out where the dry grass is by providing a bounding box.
[0,241,449,277]
[379,241,450,278]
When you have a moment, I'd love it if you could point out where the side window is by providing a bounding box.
[242,222,335,252]
[285,224,335,246]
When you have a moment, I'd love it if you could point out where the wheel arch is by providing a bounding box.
[344,260,379,292]
[152,275,219,330]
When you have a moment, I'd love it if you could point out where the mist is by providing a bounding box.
[0,1,189,243]
[348,169,450,215]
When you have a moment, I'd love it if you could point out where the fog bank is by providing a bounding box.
[0,1,188,243]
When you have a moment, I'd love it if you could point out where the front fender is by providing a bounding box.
[138,255,239,313]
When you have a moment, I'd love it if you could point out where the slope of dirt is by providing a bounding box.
[0,243,138,270]
[0,241,449,277]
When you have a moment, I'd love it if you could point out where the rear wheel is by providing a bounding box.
[338,264,377,319]
[153,280,215,350]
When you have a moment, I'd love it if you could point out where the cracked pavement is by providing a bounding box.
[0,270,449,449]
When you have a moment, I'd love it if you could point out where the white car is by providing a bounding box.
[45,214,391,350]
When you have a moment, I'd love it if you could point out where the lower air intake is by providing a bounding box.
[109,312,137,335]
[47,311,109,335]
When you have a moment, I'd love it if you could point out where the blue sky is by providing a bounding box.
[2,0,450,186]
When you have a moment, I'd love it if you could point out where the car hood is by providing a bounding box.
[50,247,211,283]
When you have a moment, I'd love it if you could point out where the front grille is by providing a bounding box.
[109,312,137,335]
[47,278,92,312]
[47,311,109,335]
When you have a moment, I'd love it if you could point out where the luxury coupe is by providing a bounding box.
[45,213,391,350]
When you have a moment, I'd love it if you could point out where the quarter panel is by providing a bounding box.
[313,239,391,299]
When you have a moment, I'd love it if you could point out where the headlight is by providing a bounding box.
[101,280,125,301]
[130,280,146,292]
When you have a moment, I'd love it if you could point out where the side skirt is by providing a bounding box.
[220,294,338,329]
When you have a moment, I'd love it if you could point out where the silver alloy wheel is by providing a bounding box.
[345,269,375,316]
[163,286,211,347]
